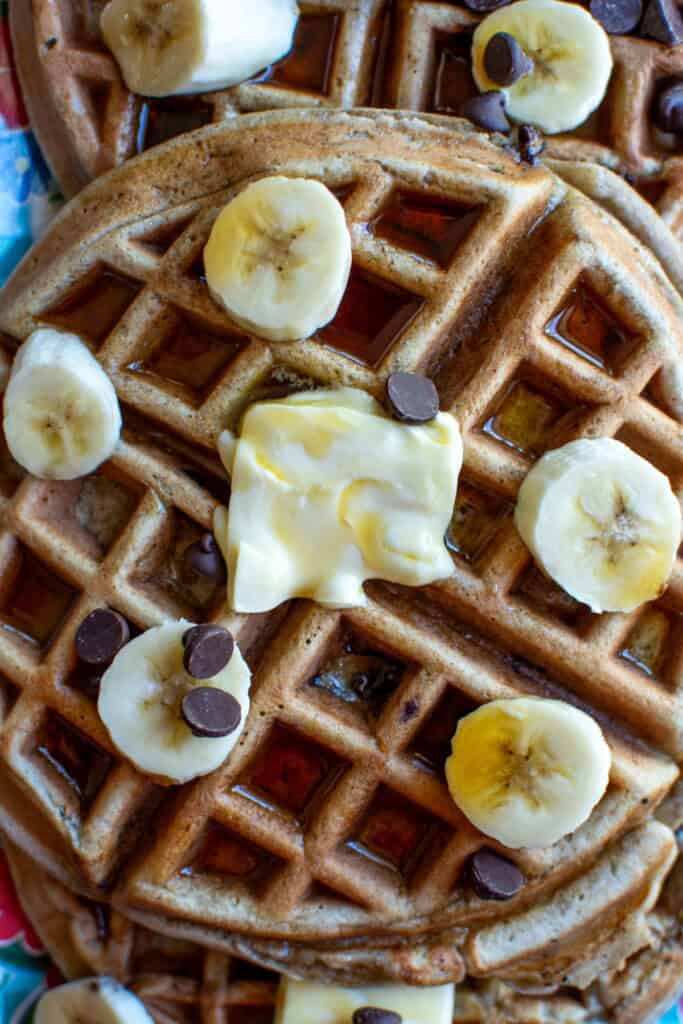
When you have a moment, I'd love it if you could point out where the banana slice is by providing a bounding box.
[515,438,681,614]
[446,697,611,849]
[471,0,613,134]
[275,978,455,1024]
[35,977,153,1024]
[204,176,352,343]
[98,620,251,783]
[101,0,299,98]
[3,328,121,480]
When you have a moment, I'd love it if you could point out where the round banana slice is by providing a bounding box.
[3,328,121,481]
[446,697,611,849]
[204,176,352,343]
[35,977,153,1024]
[515,438,681,614]
[471,0,613,134]
[101,0,299,98]
[98,621,251,783]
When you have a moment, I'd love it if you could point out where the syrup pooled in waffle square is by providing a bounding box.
[6,838,683,1024]
[0,112,681,980]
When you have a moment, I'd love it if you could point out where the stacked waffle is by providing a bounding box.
[0,107,682,1023]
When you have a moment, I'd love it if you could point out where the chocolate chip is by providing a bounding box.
[653,80,683,133]
[460,91,511,134]
[183,624,234,679]
[517,124,546,165]
[385,372,439,424]
[463,0,512,10]
[589,0,643,32]
[76,609,130,667]
[470,848,525,900]
[183,533,227,584]
[484,33,534,87]
[352,1011,402,1024]
[640,0,683,44]
[181,686,242,738]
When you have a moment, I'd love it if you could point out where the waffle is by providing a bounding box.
[10,0,388,197]
[10,0,683,241]
[0,109,682,977]
[384,0,683,237]
[6,836,683,1024]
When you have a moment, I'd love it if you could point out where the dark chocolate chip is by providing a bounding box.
[463,0,512,10]
[460,91,511,134]
[76,609,130,667]
[352,1011,403,1024]
[181,686,242,738]
[470,847,525,900]
[517,124,546,165]
[589,0,643,32]
[385,372,439,424]
[483,33,534,87]
[653,80,683,133]
[640,0,683,44]
[183,532,227,584]
[400,698,420,722]
[183,624,234,679]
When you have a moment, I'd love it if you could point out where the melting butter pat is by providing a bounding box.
[215,387,462,613]
[275,979,456,1024]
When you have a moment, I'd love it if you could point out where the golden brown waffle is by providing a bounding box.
[10,0,683,241]
[0,110,682,978]
[6,837,683,1024]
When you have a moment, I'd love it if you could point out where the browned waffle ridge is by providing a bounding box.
[0,111,682,980]
[6,837,683,1024]
[10,0,683,240]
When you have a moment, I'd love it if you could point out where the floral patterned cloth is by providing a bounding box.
[0,1,681,1020]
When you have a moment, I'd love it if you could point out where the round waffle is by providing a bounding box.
[0,109,682,982]
[10,0,683,239]
[6,838,683,1024]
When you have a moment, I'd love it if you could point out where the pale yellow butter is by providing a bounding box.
[275,979,456,1024]
[214,387,462,613]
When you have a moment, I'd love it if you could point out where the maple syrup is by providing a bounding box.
[0,677,18,723]
[183,824,273,883]
[42,267,141,345]
[133,217,193,258]
[545,283,635,371]
[431,32,478,114]
[35,715,112,809]
[309,632,403,718]
[0,546,77,648]
[371,192,481,267]
[412,688,477,775]
[320,268,422,366]
[446,482,511,562]
[350,786,441,876]
[137,507,223,613]
[514,564,585,627]
[266,13,340,94]
[129,310,246,402]
[482,380,563,457]
[136,99,213,154]
[243,724,344,817]
[620,607,674,679]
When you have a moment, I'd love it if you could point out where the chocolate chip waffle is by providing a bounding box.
[384,0,683,235]
[10,0,683,241]
[6,837,683,1024]
[0,109,682,984]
